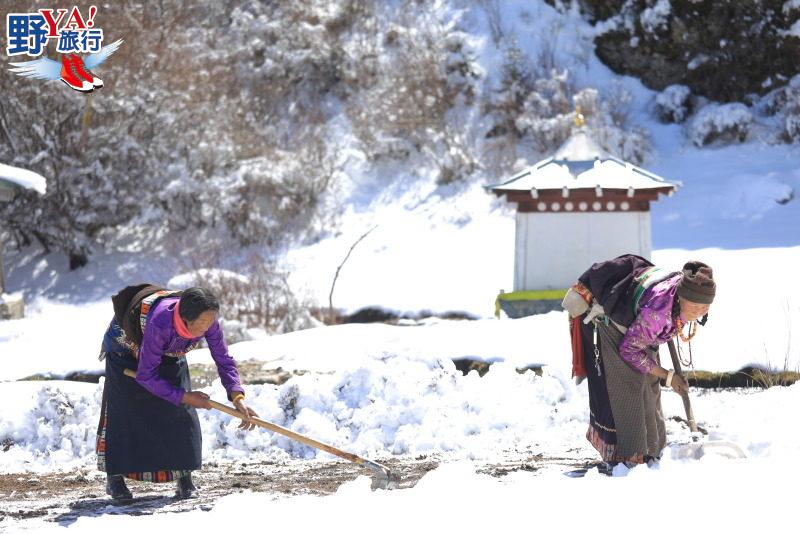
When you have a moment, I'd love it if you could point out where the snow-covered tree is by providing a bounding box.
[689,103,754,147]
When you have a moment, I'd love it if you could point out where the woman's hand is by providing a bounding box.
[182,391,212,409]
[670,374,689,395]
[233,397,259,431]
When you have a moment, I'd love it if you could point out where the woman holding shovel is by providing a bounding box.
[562,255,715,471]
[96,285,258,501]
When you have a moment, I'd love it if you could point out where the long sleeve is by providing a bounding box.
[618,306,664,374]
[136,324,185,405]
[204,321,244,400]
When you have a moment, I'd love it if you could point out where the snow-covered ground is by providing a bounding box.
[15,455,799,533]
[4,244,796,493]
[2,374,799,531]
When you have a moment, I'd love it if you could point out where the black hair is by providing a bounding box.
[671,293,681,319]
[179,287,220,322]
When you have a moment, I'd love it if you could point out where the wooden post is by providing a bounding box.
[80,94,93,151]
[0,232,5,295]
[0,186,12,295]
[0,196,11,295]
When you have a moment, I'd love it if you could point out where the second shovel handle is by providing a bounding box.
[666,340,698,433]
[207,399,365,465]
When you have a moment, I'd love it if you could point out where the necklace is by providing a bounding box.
[675,334,694,368]
[675,317,697,343]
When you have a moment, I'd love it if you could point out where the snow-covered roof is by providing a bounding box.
[487,130,679,194]
[552,129,607,161]
[0,163,47,195]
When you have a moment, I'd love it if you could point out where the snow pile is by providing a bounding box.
[785,2,800,44]
[201,358,585,462]
[0,382,101,473]
[0,360,587,472]
[789,19,800,38]
[689,103,754,146]
[654,84,691,123]
[640,0,671,34]
[3,358,800,474]
[785,0,800,15]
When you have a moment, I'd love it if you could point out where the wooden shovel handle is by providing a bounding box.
[666,340,698,433]
[207,399,366,465]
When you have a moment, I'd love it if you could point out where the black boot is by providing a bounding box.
[597,462,615,476]
[645,455,661,468]
[175,473,198,499]
[106,474,133,502]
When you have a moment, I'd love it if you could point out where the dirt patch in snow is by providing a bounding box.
[0,454,588,529]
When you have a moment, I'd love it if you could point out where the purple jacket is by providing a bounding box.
[618,274,684,374]
[135,297,244,405]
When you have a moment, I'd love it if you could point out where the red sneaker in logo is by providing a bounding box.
[60,55,93,92]
[71,54,104,89]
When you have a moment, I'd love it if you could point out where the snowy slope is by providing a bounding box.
[280,0,800,313]
[3,0,798,314]
[2,244,799,385]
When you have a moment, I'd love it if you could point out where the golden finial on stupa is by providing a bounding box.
[574,105,585,127]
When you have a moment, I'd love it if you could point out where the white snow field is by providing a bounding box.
[2,246,798,385]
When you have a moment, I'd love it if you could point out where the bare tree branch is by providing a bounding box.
[328,225,377,323]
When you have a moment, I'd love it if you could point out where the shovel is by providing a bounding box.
[666,340,746,460]
[122,368,400,489]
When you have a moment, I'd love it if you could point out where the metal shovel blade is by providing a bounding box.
[364,459,401,490]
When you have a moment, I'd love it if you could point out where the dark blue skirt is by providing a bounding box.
[96,320,202,478]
